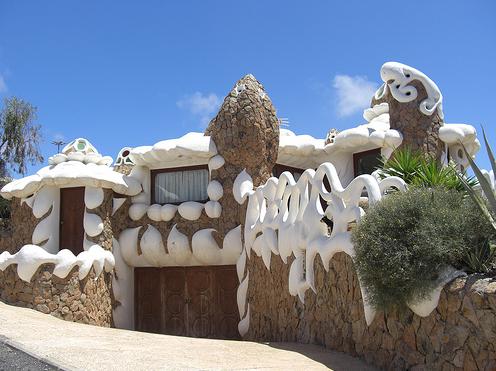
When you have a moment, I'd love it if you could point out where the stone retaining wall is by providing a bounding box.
[245,252,496,370]
[0,264,112,326]
[0,190,115,327]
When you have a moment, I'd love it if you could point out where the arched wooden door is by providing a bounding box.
[135,266,239,339]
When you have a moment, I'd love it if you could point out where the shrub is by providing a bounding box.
[352,187,495,312]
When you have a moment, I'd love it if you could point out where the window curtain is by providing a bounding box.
[155,169,209,204]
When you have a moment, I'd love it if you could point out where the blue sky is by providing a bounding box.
[0,1,495,175]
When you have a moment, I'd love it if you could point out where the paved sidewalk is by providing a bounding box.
[0,301,376,370]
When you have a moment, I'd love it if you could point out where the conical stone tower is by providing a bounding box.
[205,74,279,233]
[205,74,279,187]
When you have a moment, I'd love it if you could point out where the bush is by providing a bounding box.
[352,187,495,312]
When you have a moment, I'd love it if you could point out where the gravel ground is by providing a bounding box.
[0,342,58,371]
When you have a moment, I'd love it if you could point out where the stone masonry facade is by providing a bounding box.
[244,253,496,371]
[0,265,113,326]
[0,192,114,327]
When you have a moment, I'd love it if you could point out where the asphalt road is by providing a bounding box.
[0,342,58,371]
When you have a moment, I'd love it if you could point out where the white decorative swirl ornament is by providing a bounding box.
[380,61,444,119]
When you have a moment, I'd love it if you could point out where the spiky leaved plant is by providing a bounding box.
[458,128,496,273]
[380,147,477,194]
[459,128,496,232]
[379,147,423,184]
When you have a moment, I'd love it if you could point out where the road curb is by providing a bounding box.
[0,334,71,370]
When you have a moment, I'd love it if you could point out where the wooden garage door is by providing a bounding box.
[135,266,239,339]
[59,187,85,255]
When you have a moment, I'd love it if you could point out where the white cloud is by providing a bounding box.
[177,92,221,127]
[53,133,65,142]
[0,74,7,93]
[333,75,378,117]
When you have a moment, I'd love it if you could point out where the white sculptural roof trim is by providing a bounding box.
[129,132,217,167]
[0,139,142,199]
[277,103,403,168]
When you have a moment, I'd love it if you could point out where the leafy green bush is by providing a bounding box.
[352,187,495,312]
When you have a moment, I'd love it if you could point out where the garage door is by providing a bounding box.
[135,266,239,339]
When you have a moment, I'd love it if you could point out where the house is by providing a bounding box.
[0,62,491,369]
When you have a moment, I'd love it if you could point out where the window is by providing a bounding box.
[353,148,382,177]
[151,166,209,204]
[272,164,303,181]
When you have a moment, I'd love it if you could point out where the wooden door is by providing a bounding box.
[135,268,162,333]
[162,268,186,336]
[135,266,239,339]
[214,266,240,339]
[186,267,214,338]
[59,187,85,255]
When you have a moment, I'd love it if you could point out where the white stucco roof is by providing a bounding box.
[278,104,402,169]
[129,132,217,168]
[1,139,142,199]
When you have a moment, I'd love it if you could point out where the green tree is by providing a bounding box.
[0,96,43,177]
[0,97,43,219]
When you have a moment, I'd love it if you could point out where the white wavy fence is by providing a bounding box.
[234,162,460,335]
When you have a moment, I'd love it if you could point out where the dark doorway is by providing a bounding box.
[135,266,239,339]
[59,187,85,255]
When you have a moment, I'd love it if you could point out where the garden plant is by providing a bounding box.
[353,145,496,312]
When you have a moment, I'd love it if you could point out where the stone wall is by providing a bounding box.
[245,252,496,371]
[0,189,115,327]
[0,264,112,326]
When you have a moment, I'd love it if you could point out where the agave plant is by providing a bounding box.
[379,147,423,184]
[463,238,496,274]
[380,147,477,193]
[412,158,478,192]
[459,128,496,233]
